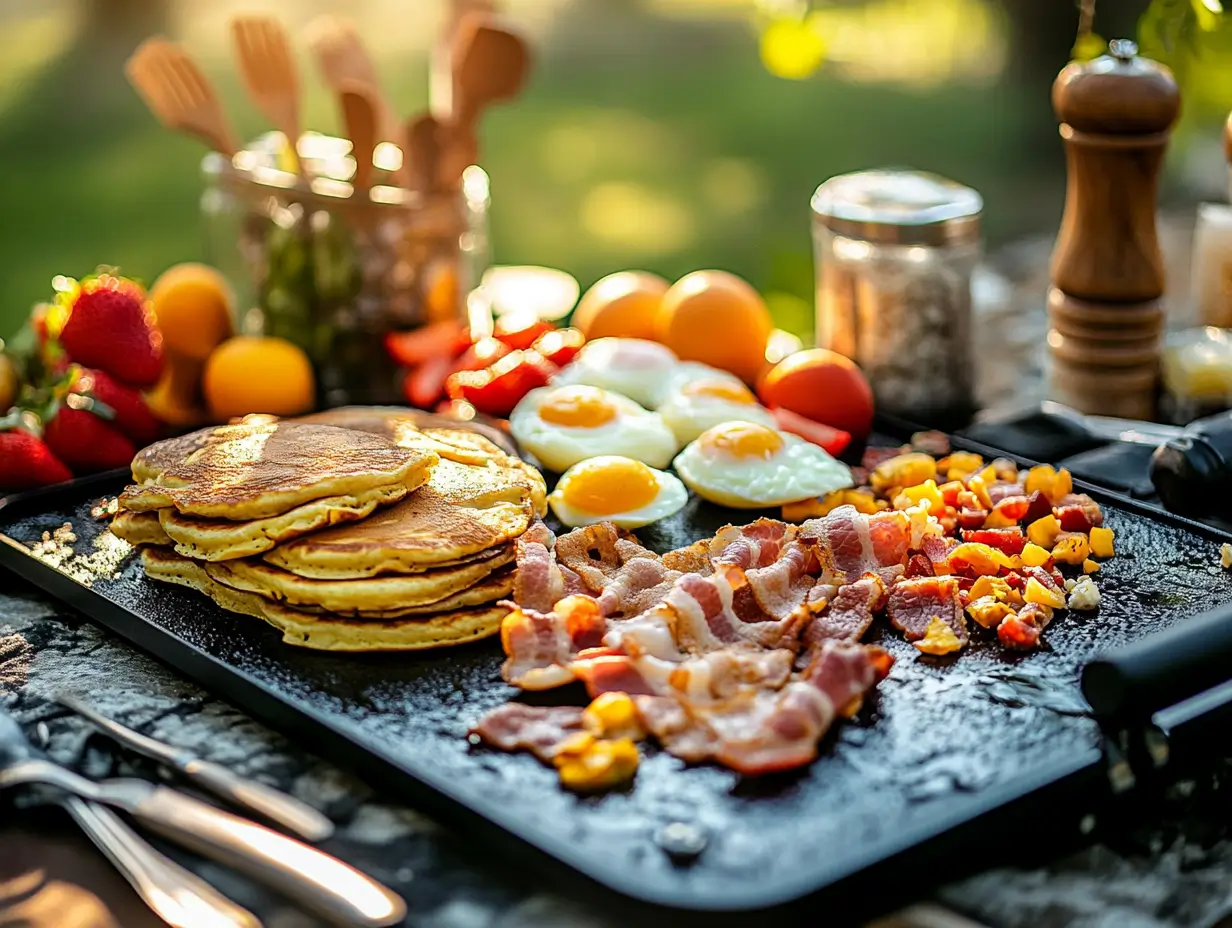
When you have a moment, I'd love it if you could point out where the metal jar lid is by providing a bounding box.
[811,169,982,246]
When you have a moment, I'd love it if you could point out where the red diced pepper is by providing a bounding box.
[404,354,453,409]
[493,316,555,351]
[962,527,1027,556]
[1022,490,1053,525]
[385,320,467,368]
[1003,571,1026,591]
[989,496,1030,523]
[998,615,1040,650]
[956,508,989,531]
[904,554,934,578]
[445,349,558,418]
[452,336,512,373]
[770,407,852,457]
[532,327,586,367]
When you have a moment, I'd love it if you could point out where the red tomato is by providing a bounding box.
[403,354,453,409]
[758,349,874,439]
[768,406,851,456]
[493,316,555,351]
[385,320,467,368]
[532,327,586,367]
[452,337,512,373]
[445,350,558,418]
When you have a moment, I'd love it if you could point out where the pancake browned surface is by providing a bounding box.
[121,420,437,519]
[130,415,278,483]
[110,510,173,546]
[297,406,516,456]
[290,566,515,618]
[141,548,505,651]
[204,545,516,613]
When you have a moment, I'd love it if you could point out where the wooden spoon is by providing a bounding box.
[338,81,380,194]
[449,13,531,129]
[126,37,238,155]
[305,16,398,143]
[231,15,302,172]
[404,114,444,194]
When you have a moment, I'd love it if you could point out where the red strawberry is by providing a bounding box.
[72,367,162,445]
[59,275,163,388]
[0,424,73,492]
[44,405,135,474]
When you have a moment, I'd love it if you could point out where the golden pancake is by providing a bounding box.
[131,415,278,483]
[262,458,533,579]
[121,421,436,520]
[288,566,514,619]
[203,545,516,613]
[141,548,505,651]
[110,510,172,546]
[157,482,408,562]
[296,406,516,456]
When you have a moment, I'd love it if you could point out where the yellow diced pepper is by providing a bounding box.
[1025,577,1066,609]
[967,474,994,511]
[1004,555,1024,571]
[914,616,965,655]
[893,479,945,515]
[1089,526,1115,558]
[583,692,646,742]
[967,596,1016,629]
[555,737,640,792]
[1049,468,1074,504]
[970,575,1013,601]
[1024,464,1058,497]
[871,452,937,493]
[783,488,888,521]
[1006,588,1025,605]
[940,451,984,480]
[1019,543,1051,567]
[947,542,1003,576]
[982,508,1020,529]
[974,464,998,486]
[1051,533,1091,565]
[1027,515,1062,549]
[1082,558,1101,574]
[556,731,596,757]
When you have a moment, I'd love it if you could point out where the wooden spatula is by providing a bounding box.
[305,16,397,142]
[404,114,445,194]
[126,37,238,155]
[231,15,302,172]
[338,81,380,193]
[449,13,531,129]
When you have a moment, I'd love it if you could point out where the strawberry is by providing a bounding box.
[59,273,163,388]
[0,416,73,492]
[44,403,135,474]
[71,367,162,445]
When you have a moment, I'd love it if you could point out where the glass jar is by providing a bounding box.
[812,170,982,426]
[201,132,490,408]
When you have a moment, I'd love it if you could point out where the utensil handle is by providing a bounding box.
[1082,601,1232,720]
[65,796,263,928]
[130,786,406,928]
[180,758,334,842]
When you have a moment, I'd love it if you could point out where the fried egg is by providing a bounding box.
[510,384,678,472]
[673,420,853,508]
[660,361,745,398]
[657,376,777,444]
[552,337,679,408]
[549,456,687,529]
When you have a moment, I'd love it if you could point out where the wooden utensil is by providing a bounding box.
[449,13,531,129]
[339,81,380,194]
[231,15,302,172]
[305,15,397,143]
[404,114,444,194]
[125,37,238,155]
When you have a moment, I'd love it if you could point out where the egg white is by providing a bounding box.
[657,390,778,444]
[658,362,746,401]
[509,385,679,473]
[548,456,688,529]
[552,337,679,409]
[673,421,854,508]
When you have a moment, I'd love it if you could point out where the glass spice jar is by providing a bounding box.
[201,131,490,408]
[811,170,982,426]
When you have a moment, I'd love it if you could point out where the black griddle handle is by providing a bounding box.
[1082,601,1232,721]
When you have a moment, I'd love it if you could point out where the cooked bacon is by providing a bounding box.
[997,603,1054,650]
[513,522,568,613]
[904,553,935,578]
[886,576,967,646]
[800,505,909,585]
[956,508,989,530]
[661,539,713,574]
[802,573,886,646]
[500,596,607,690]
[740,541,817,620]
[920,533,958,572]
[1023,491,1053,525]
[987,482,1026,505]
[469,703,585,762]
[710,519,793,570]
[910,430,951,457]
[578,648,794,702]
[861,445,909,470]
[1055,493,1103,532]
[1022,564,1063,594]
[667,571,806,652]
[961,527,1026,556]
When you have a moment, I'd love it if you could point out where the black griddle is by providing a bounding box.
[3,427,1232,921]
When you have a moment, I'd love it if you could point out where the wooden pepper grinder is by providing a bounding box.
[1047,39,1181,420]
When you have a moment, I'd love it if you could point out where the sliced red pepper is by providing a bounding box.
[452,336,512,374]
[962,527,1026,556]
[404,354,453,409]
[956,508,989,531]
[445,349,558,418]
[770,407,852,456]
[532,327,586,367]
[493,315,555,351]
[385,320,467,368]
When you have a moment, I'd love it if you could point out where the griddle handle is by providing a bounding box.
[1082,601,1232,721]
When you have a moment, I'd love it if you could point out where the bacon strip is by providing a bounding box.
[803,573,887,646]
[886,576,968,646]
[499,595,607,690]
[469,704,585,762]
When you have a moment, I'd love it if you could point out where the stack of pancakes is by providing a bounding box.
[112,410,546,652]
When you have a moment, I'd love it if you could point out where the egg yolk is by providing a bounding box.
[700,422,784,459]
[539,386,617,428]
[561,458,660,514]
[681,380,756,403]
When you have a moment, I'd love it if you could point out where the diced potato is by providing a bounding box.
[1051,533,1091,565]
[871,452,937,493]
[982,508,1020,529]
[894,479,945,515]
[967,596,1016,629]
[970,575,1013,601]
[913,616,964,655]
[1025,577,1067,609]
[1024,464,1058,497]
[947,542,1003,576]
[555,737,640,792]
[583,692,646,742]
[1082,559,1101,574]
[782,488,887,521]
[1089,526,1115,558]
[967,474,994,511]
[1049,468,1074,504]
[1019,542,1052,567]
[974,464,998,486]
[1027,515,1062,549]
[941,451,984,480]
[1067,576,1101,611]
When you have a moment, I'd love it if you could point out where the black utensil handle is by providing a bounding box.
[1082,601,1232,721]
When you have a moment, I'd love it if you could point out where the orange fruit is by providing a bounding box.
[758,348,874,439]
[149,263,235,361]
[572,271,670,341]
[655,270,772,384]
[203,336,315,422]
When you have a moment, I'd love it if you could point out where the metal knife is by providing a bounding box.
[56,692,334,843]
[1039,401,1185,447]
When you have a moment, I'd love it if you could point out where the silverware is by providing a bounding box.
[56,692,333,842]
[1039,400,1185,446]
[0,711,405,928]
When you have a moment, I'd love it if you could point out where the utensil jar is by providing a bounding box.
[202,132,490,408]
[812,169,982,424]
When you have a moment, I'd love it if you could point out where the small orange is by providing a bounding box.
[572,271,669,341]
[655,270,772,384]
[203,336,315,422]
[149,263,235,361]
[758,348,874,439]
